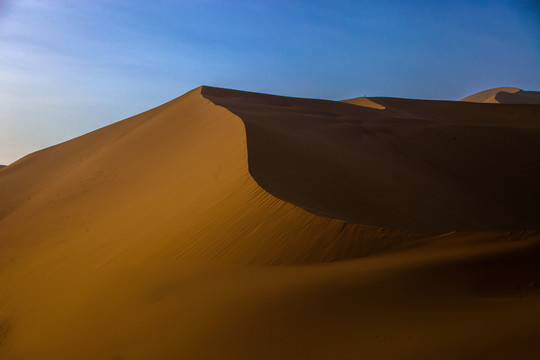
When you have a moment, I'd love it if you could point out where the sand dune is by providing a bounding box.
[204,86,540,231]
[461,87,540,104]
[1,86,540,359]
[341,96,386,109]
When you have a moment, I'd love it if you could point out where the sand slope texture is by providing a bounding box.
[1,86,540,359]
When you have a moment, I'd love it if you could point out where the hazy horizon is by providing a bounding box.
[1,0,539,164]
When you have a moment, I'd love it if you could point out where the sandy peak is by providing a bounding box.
[460,87,521,103]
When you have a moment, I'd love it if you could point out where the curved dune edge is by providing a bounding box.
[461,87,540,104]
[341,96,386,109]
[1,87,540,359]
[202,86,540,231]
[461,87,520,103]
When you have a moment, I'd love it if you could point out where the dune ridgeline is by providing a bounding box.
[1,86,539,359]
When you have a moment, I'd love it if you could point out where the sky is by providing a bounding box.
[0,0,539,164]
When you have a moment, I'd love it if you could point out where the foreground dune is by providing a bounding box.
[0,87,539,359]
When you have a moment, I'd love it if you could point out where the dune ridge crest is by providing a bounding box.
[1,87,404,268]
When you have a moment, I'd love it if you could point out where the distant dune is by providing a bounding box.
[1,86,539,359]
[461,87,540,104]
[341,96,386,109]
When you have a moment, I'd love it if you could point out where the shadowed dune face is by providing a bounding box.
[1,86,540,359]
[461,87,540,104]
[496,90,540,104]
[203,86,540,231]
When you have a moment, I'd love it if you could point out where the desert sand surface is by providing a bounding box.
[1,86,540,359]
[461,87,540,104]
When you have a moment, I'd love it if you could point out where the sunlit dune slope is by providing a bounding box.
[1,86,540,359]
[203,86,540,231]
[461,87,540,104]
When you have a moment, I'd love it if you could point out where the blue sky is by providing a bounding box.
[1,0,539,164]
